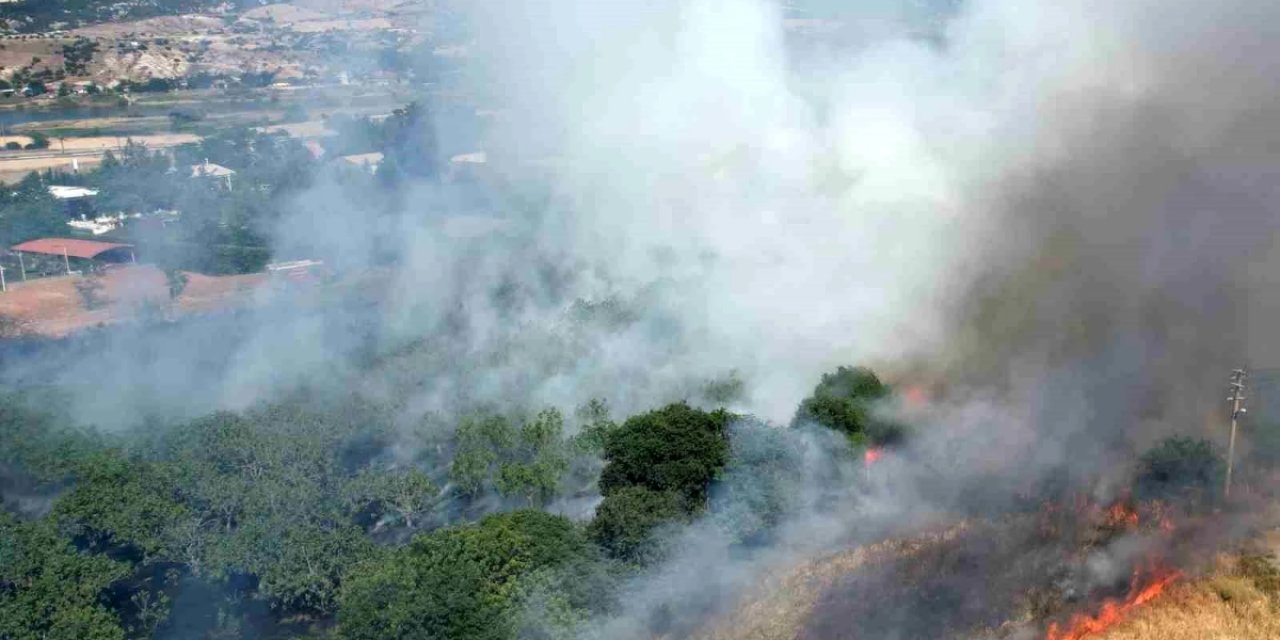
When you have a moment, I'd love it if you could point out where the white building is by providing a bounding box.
[48,185,99,200]
[190,160,236,189]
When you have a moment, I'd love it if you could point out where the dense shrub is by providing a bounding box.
[1135,436,1223,502]
[793,366,902,446]
[338,510,594,640]
[598,402,732,507]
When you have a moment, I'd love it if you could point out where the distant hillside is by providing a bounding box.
[0,0,270,33]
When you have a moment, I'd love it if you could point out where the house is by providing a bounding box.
[67,212,142,236]
[48,185,98,217]
[340,152,383,175]
[266,259,327,286]
[448,151,487,182]
[48,186,99,200]
[303,140,325,160]
[190,160,236,189]
[449,151,486,165]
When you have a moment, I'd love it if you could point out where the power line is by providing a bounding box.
[1225,368,1246,500]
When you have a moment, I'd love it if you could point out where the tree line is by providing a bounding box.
[0,364,906,640]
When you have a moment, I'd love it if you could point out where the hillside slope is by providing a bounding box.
[687,524,1280,640]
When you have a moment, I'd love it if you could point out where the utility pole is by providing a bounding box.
[1225,368,1247,499]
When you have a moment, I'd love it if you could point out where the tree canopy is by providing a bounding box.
[1135,436,1224,503]
[598,402,732,507]
[792,366,903,447]
[338,510,594,640]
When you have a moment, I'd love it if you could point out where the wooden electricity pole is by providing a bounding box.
[1225,368,1247,499]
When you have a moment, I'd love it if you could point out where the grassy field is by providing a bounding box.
[1096,553,1280,640]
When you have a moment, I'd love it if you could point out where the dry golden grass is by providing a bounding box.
[0,156,102,183]
[1097,575,1279,639]
[689,522,980,640]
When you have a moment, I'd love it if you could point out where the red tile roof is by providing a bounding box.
[11,238,134,260]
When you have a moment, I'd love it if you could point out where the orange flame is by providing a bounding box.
[902,385,928,408]
[1103,502,1140,529]
[1044,567,1182,640]
[864,448,884,464]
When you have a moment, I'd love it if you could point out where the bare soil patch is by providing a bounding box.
[0,264,266,336]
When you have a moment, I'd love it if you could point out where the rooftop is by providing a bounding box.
[48,185,99,199]
[449,151,487,164]
[340,152,384,166]
[190,161,237,178]
[11,238,133,260]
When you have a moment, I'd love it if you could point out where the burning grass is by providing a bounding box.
[1088,553,1280,640]
[1045,565,1183,640]
[688,493,1269,640]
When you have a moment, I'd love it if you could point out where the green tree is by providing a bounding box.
[1136,436,1224,503]
[451,413,513,497]
[0,395,106,483]
[51,451,186,560]
[496,409,570,507]
[711,419,805,545]
[145,405,382,616]
[451,409,573,506]
[74,273,107,310]
[346,467,439,529]
[792,366,901,446]
[164,268,188,300]
[1247,422,1280,471]
[382,101,438,179]
[598,402,732,509]
[0,513,129,640]
[26,132,49,149]
[571,399,617,454]
[588,486,685,564]
[0,173,63,247]
[702,370,746,405]
[338,510,593,640]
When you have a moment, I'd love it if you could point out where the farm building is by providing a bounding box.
[9,238,135,278]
